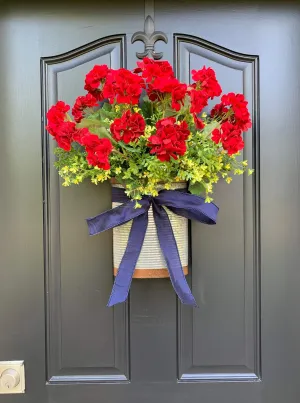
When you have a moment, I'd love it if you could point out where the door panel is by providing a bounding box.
[42,35,129,383]
[175,34,259,381]
[1,1,300,403]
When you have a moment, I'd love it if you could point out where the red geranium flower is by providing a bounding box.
[110,110,145,144]
[191,67,222,99]
[193,114,205,130]
[72,127,91,145]
[210,103,229,119]
[84,65,109,101]
[148,117,190,161]
[220,92,252,131]
[212,121,244,155]
[147,77,185,105]
[46,101,76,150]
[72,93,98,123]
[103,69,144,105]
[49,121,76,151]
[171,82,187,111]
[189,89,209,114]
[46,101,70,127]
[134,57,174,83]
[81,134,112,170]
[155,117,177,130]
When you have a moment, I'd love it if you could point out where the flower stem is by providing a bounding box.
[112,148,129,160]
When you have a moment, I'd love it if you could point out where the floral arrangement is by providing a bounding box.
[46,57,253,206]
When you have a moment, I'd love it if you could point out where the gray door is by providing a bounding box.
[1,1,300,402]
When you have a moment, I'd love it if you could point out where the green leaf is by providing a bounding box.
[201,120,220,136]
[101,102,112,112]
[188,181,206,195]
[98,103,115,120]
[120,143,141,153]
[140,100,154,123]
[164,106,177,118]
[77,118,110,129]
[93,126,112,138]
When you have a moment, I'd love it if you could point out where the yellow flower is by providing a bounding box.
[225,176,232,184]
[134,202,142,209]
[211,174,219,183]
[62,179,70,187]
[61,166,69,174]
[115,167,122,174]
[115,105,120,112]
[205,196,213,203]
[206,183,213,193]
[164,183,171,190]
[248,169,255,176]
[144,125,155,138]
[225,164,231,170]
[242,160,248,167]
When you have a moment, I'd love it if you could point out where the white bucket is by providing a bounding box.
[112,182,189,278]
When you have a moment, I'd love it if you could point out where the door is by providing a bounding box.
[1,1,300,402]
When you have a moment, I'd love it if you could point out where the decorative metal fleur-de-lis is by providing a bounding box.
[131,15,168,60]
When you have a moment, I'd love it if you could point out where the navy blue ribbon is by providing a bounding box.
[86,187,219,307]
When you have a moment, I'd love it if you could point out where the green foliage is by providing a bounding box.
[54,99,253,203]
[54,146,110,186]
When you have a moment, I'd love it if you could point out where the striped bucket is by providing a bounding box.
[112,182,189,279]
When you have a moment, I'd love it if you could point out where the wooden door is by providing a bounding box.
[1,1,300,402]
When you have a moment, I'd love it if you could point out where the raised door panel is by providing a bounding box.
[174,34,260,381]
[41,35,130,383]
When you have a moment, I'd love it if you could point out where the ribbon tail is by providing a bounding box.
[107,211,149,307]
[152,202,197,307]
[86,198,150,236]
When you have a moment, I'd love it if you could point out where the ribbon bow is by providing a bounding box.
[86,187,219,307]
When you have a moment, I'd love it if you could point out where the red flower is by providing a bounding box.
[50,121,76,151]
[176,120,190,139]
[210,103,229,119]
[147,78,187,111]
[103,69,144,105]
[220,93,252,131]
[72,93,98,123]
[171,83,187,111]
[191,67,222,99]
[212,121,244,155]
[110,110,145,144]
[189,89,209,114]
[155,117,177,130]
[81,134,112,170]
[212,128,222,144]
[84,65,109,101]
[72,127,91,145]
[134,58,187,110]
[46,101,75,150]
[193,114,205,130]
[148,117,190,161]
[134,57,174,83]
[46,101,70,128]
